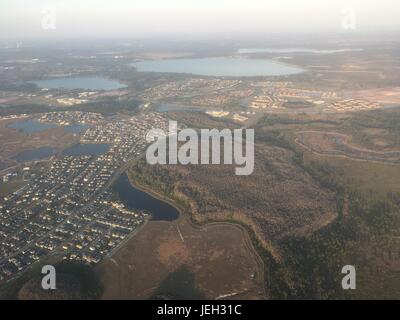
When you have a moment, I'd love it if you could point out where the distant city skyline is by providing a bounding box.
[0,0,399,40]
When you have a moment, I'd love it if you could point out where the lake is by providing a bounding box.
[237,48,364,54]
[156,103,211,113]
[8,120,58,134]
[112,173,179,221]
[33,76,127,91]
[63,124,90,134]
[132,57,304,77]
[13,147,55,162]
[62,143,110,156]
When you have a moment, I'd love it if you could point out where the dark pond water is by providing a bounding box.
[64,124,90,134]
[13,147,55,161]
[112,173,179,221]
[156,103,210,113]
[62,143,110,156]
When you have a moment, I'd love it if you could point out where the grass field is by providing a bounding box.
[0,181,25,197]
[97,217,266,300]
[303,152,400,199]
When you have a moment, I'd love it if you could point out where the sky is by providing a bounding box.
[0,0,399,40]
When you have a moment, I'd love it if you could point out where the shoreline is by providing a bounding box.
[116,170,268,299]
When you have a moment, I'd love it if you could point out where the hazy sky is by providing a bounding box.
[1,0,399,40]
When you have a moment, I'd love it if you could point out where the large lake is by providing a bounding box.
[13,147,55,162]
[237,48,364,54]
[132,57,304,77]
[63,124,90,134]
[156,103,210,113]
[112,173,179,221]
[33,76,127,91]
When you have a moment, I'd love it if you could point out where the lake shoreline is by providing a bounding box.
[131,56,305,77]
[121,170,268,298]
[113,172,180,221]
